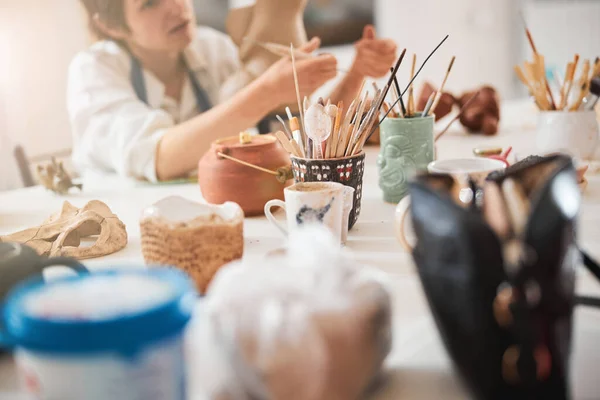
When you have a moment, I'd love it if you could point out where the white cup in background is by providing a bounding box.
[395,158,506,251]
[536,110,599,160]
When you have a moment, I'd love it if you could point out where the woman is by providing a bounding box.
[69,0,397,182]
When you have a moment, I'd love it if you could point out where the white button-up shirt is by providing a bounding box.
[67,27,241,182]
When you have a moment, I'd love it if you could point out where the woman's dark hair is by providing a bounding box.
[79,0,127,40]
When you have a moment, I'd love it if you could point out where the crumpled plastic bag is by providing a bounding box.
[187,224,393,400]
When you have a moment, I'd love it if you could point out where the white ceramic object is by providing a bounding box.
[341,186,356,245]
[264,182,353,244]
[141,196,243,225]
[427,158,506,183]
[395,158,506,251]
[536,110,600,159]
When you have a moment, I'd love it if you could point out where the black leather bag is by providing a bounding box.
[408,154,599,400]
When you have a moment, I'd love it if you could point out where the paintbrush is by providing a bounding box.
[336,99,357,158]
[570,60,590,111]
[520,12,557,109]
[390,67,406,117]
[329,101,344,158]
[562,54,580,110]
[276,115,292,139]
[588,77,600,110]
[346,91,369,156]
[422,91,436,117]
[429,56,456,113]
[290,44,306,146]
[434,90,481,142]
[373,34,450,139]
[377,49,408,114]
[407,54,417,116]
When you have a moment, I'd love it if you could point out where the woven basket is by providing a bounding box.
[140,197,244,293]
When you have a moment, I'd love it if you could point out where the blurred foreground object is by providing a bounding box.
[189,224,392,399]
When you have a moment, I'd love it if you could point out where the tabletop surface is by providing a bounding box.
[1,100,600,399]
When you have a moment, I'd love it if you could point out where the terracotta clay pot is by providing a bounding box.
[198,134,292,216]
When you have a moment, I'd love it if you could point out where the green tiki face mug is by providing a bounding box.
[377,113,434,203]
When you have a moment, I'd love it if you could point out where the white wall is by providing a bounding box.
[375,0,522,100]
[0,0,88,159]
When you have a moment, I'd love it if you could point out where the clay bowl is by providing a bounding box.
[198,134,293,216]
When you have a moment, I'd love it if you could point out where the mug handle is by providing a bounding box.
[264,200,288,236]
[0,253,88,349]
[394,196,415,252]
[39,257,89,274]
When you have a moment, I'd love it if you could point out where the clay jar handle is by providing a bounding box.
[215,145,230,159]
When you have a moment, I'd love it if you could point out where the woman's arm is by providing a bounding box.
[157,46,337,180]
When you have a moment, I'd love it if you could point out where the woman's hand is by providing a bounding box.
[350,25,397,79]
[261,37,338,106]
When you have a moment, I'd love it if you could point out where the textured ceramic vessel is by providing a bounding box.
[536,111,599,159]
[377,114,434,203]
[290,152,365,230]
[198,134,293,216]
[140,196,244,293]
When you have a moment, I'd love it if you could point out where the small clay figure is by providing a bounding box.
[417,83,501,135]
[458,86,500,136]
[417,82,455,121]
[36,157,82,194]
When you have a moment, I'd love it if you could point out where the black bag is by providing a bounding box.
[408,154,599,400]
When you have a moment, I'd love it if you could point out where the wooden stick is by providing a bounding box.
[330,101,344,158]
[563,54,580,110]
[521,13,556,109]
[407,53,417,116]
[290,44,306,145]
[429,56,456,113]
[569,60,590,111]
[434,91,480,142]
[346,91,369,156]
[339,124,354,158]
[335,100,358,158]
[218,152,279,176]
[514,64,543,109]
[559,62,573,110]
[290,139,305,158]
[275,131,295,154]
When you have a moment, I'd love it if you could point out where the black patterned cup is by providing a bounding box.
[290,152,366,230]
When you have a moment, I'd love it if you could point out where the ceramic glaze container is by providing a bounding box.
[198,134,293,216]
[0,269,196,400]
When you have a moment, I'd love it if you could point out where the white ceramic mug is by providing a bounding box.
[536,110,600,159]
[395,158,506,251]
[264,182,354,244]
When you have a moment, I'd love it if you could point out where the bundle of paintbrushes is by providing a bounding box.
[275,91,384,159]
[515,14,600,111]
[275,35,452,160]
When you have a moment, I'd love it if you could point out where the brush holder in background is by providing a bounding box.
[290,152,365,230]
[377,114,434,204]
[536,110,599,160]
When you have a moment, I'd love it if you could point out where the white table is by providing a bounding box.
[1,100,600,399]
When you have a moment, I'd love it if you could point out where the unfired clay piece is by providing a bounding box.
[0,201,127,260]
[220,0,308,105]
